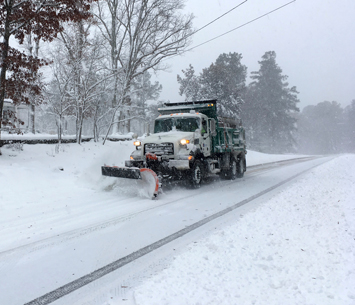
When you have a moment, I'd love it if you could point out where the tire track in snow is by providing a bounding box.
[25,157,328,305]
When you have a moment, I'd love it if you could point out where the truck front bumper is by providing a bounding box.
[125,158,191,171]
[168,159,190,170]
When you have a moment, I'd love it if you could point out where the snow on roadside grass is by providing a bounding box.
[0,140,144,251]
[134,155,355,305]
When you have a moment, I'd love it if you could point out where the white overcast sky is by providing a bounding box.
[154,0,355,110]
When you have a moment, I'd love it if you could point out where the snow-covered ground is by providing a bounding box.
[134,154,355,305]
[0,140,304,251]
[0,141,135,252]
[0,140,354,305]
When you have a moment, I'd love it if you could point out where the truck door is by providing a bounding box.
[201,118,211,157]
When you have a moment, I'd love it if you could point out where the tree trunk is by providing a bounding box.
[79,117,83,144]
[93,104,99,142]
[30,104,35,133]
[57,115,62,144]
[112,110,120,134]
[76,111,84,144]
[119,110,125,134]
[126,110,130,133]
[0,7,11,156]
[30,40,40,134]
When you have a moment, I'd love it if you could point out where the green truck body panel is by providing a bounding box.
[158,99,246,156]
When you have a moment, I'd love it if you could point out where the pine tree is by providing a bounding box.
[244,51,299,153]
[297,101,344,154]
[345,100,355,152]
[177,53,247,118]
[131,71,162,135]
[177,64,202,101]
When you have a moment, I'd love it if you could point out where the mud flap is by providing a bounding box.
[101,166,160,199]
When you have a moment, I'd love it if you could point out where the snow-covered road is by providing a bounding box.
[0,142,354,305]
[133,154,355,305]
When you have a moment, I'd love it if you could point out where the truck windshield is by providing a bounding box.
[154,117,200,133]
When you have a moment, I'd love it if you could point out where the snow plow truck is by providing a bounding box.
[102,99,247,198]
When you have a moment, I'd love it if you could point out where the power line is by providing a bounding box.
[190,0,248,37]
[182,0,296,55]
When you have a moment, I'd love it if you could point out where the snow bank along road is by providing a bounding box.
[0,151,335,305]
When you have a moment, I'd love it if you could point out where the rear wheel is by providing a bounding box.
[227,158,237,180]
[237,155,245,178]
[189,160,203,188]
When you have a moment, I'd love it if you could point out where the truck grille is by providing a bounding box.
[144,142,174,156]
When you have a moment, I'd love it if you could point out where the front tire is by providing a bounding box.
[189,160,203,188]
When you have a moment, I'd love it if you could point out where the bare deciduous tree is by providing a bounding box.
[45,61,75,144]
[94,0,194,141]
[54,21,112,143]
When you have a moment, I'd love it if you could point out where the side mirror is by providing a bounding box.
[209,118,217,136]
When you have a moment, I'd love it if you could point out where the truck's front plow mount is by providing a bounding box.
[101,165,160,199]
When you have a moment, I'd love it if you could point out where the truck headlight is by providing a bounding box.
[180,139,190,145]
[134,140,141,147]
[130,149,142,160]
